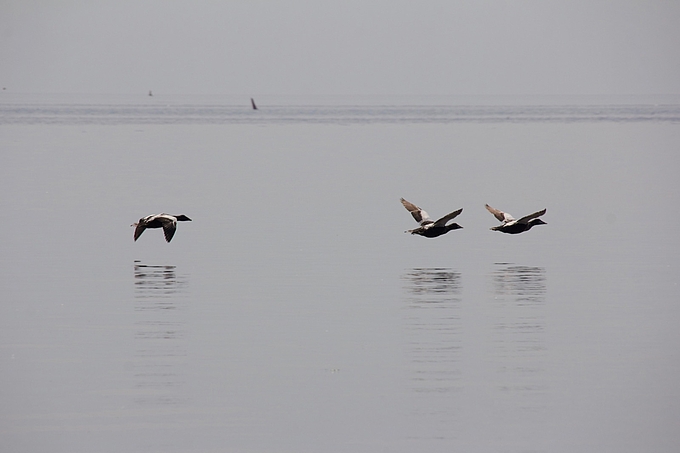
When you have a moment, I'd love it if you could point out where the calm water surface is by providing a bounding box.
[1,94,679,452]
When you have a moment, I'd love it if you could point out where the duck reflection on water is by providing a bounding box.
[492,263,546,299]
[404,267,462,296]
[134,261,186,301]
[402,267,463,391]
[488,263,547,406]
[131,261,189,407]
[401,267,464,439]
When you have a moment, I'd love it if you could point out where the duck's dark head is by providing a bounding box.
[175,215,192,222]
[446,223,463,231]
[529,218,547,228]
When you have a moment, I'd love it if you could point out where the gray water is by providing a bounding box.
[1,94,679,452]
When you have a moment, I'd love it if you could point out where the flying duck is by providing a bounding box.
[132,213,192,242]
[485,204,546,234]
[401,198,463,238]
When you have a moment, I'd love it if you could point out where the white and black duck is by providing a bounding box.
[485,204,546,234]
[401,198,463,238]
[132,213,192,242]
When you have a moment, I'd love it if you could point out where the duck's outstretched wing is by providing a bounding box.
[485,204,514,223]
[401,198,431,225]
[159,218,178,242]
[433,208,463,227]
[163,225,176,242]
[517,208,546,224]
[133,222,146,241]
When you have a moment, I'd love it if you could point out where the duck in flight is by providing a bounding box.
[401,198,463,238]
[485,204,546,234]
[132,213,192,242]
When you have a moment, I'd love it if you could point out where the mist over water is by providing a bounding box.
[2,93,680,125]
[1,94,679,453]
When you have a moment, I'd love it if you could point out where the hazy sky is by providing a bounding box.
[1,1,679,95]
